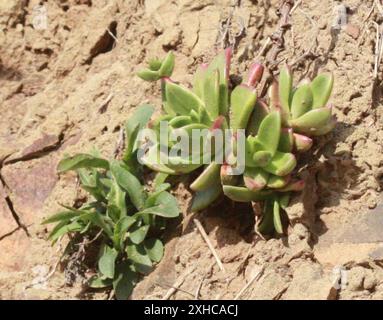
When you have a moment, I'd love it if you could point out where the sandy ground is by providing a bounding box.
[1,0,383,300]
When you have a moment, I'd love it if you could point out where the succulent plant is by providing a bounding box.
[136,50,335,236]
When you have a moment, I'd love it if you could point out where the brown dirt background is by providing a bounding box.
[1,0,383,300]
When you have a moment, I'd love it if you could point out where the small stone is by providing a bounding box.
[344,24,360,40]
[346,266,365,291]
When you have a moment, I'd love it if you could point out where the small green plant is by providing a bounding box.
[137,50,335,235]
[43,107,180,300]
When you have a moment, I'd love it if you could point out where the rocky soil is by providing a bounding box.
[1,0,383,300]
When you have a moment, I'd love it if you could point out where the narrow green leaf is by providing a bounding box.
[153,172,169,189]
[89,275,113,288]
[110,160,146,210]
[48,220,83,242]
[124,104,155,161]
[311,73,334,109]
[126,243,153,275]
[42,211,79,225]
[129,224,149,245]
[257,199,274,234]
[278,194,290,209]
[273,199,283,234]
[57,154,109,172]
[98,245,118,279]
[113,261,137,300]
[113,216,136,250]
[144,238,164,263]
[137,191,179,218]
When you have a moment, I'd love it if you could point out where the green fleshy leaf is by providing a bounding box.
[169,115,193,128]
[245,136,272,167]
[256,111,281,156]
[223,185,271,202]
[110,160,146,210]
[290,83,313,119]
[278,180,305,192]
[263,151,296,176]
[252,150,272,167]
[243,167,269,191]
[57,154,109,172]
[98,245,118,279]
[267,174,290,189]
[144,238,164,263]
[278,128,294,153]
[203,69,220,119]
[293,133,313,152]
[273,199,283,234]
[158,51,175,77]
[247,100,269,135]
[290,107,332,131]
[165,80,204,115]
[230,84,257,130]
[220,165,240,186]
[113,261,137,300]
[308,118,336,136]
[191,182,222,212]
[190,162,221,191]
[149,58,162,71]
[311,73,334,109]
[137,69,160,82]
[193,64,208,99]
[279,65,293,120]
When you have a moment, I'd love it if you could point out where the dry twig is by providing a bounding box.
[194,219,225,272]
[234,265,264,300]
